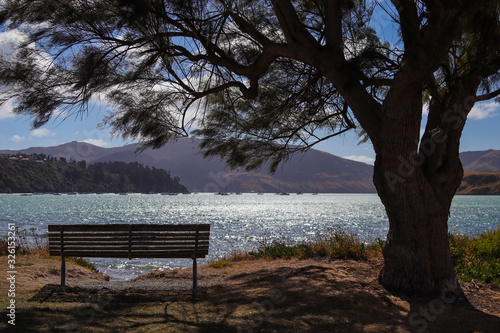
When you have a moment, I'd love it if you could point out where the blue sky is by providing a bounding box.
[1,99,499,165]
[1,2,499,165]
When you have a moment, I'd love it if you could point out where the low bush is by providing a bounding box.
[0,227,43,255]
[449,227,500,286]
[1,227,99,273]
[209,259,233,268]
[248,227,499,286]
[250,228,384,261]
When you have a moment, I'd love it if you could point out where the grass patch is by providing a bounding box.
[449,227,500,286]
[0,227,100,273]
[249,228,384,261]
[67,257,100,273]
[0,227,38,255]
[209,259,233,268]
[14,262,34,267]
[245,227,499,286]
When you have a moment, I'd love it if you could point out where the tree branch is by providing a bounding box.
[476,88,500,102]
[270,0,319,47]
[392,0,420,51]
[321,0,343,52]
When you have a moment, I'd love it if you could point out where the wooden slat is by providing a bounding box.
[48,231,210,237]
[48,224,210,232]
[48,235,209,242]
[131,232,210,237]
[130,235,210,240]
[49,250,209,258]
[49,238,210,244]
[49,240,209,246]
[49,225,130,232]
[49,238,129,243]
[48,233,209,239]
[129,240,209,246]
[49,237,128,244]
[48,232,129,238]
[49,240,209,245]
[49,244,208,252]
[49,233,129,240]
[131,224,210,232]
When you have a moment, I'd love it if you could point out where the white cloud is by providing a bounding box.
[0,29,54,119]
[0,30,28,122]
[9,135,25,143]
[82,139,109,147]
[343,155,375,165]
[422,102,430,115]
[0,102,15,120]
[0,29,29,60]
[469,101,499,120]
[31,128,55,137]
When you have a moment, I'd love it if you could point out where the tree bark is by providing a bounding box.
[372,74,466,296]
[374,158,462,296]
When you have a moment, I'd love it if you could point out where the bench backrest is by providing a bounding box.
[48,224,210,259]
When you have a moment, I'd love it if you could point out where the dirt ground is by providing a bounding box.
[1,254,499,332]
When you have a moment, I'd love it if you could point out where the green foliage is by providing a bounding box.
[250,239,305,259]
[449,227,500,285]
[209,259,233,268]
[0,155,188,193]
[463,174,500,186]
[250,228,382,261]
[0,227,39,255]
[0,227,100,273]
[68,257,99,273]
[194,58,354,172]
[248,228,499,286]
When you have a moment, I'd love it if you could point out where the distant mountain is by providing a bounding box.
[1,139,376,193]
[4,141,498,193]
[0,156,188,194]
[461,149,500,172]
[457,172,500,195]
[454,149,500,195]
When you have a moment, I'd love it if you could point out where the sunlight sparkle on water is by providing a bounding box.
[1,193,498,280]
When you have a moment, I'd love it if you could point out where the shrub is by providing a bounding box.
[250,228,382,261]
[1,227,99,273]
[0,227,41,255]
[449,227,500,285]
[68,257,99,273]
[209,259,233,268]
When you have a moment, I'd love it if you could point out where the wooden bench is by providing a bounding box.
[48,224,210,298]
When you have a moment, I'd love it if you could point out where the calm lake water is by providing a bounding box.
[1,193,499,280]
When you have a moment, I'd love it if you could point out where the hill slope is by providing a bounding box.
[4,142,499,193]
[461,149,500,172]
[456,172,500,195]
[0,155,188,193]
[1,139,376,193]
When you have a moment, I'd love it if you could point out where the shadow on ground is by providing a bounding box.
[5,264,500,332]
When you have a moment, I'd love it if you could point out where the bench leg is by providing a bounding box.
[192,258,197,301]
[61,256,66,286]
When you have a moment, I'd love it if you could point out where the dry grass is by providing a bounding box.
[2,228,499,332]
[1,255,500,332]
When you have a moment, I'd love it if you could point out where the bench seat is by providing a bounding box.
[48,224,210,299]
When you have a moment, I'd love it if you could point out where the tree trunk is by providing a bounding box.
[372,114,465,296]
[374,160,462,296]
[372,72,466,297]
